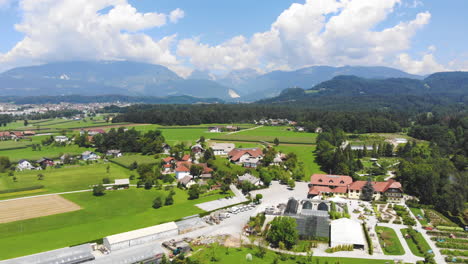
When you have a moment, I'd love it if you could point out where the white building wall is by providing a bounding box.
[176,171,190,180]
[105,228,179,251]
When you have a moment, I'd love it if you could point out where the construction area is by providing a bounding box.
[0,195,81,224]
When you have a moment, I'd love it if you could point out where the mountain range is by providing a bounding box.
[0,60,454,102]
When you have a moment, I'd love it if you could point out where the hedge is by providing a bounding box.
[0,185,44,194]
[436,242,468,250]
[437,226,464,232]
[440,249,468,257]
[362,222,373,255]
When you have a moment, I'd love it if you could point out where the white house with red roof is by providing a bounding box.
[308,173,403,202]
[174,161,213,180]
[228,148,264,168]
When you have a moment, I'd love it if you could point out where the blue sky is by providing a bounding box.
[0,0,466,76]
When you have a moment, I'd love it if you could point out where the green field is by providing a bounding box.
[401,228,432,257]
[409,207,429,226]
[0,144,91,162]
[276,145,324,180]
[191,245,397,264]
[376,226,405,255]
[0,163,132,194]
[0,188,228,260]
[212,126,317,144]
[111,154,158,167]
[0,140,31,150]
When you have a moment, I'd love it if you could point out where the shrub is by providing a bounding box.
[436,242,468,250]
[92,184,105,196]
[325,244,353,253]
[362,222,373,255]
[102,177,111,184]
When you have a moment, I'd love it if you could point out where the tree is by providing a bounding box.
[93,184,105,196]
[153,196,163,209]
[188,184,201,200]
[254,194,263,204]
[361,178,375,201]
[106,165,110,173]
[220,183,230,194]
[165,192,174,205]
[266,216,298,249]
[0,156,11,173]
[274,137,280,146]
[288,179,296,189]
[37,173,44,180]
[23,119,28,126]
[102,177,111,184]
[190,165,203,178]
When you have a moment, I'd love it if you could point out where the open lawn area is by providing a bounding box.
[0,144,91,162]
[111,154,158,167]
[376,226,405,255]
[0,162,132,194]
[212,126,317,144]
[276,145,324,181]
[0,187,229,260]
[409,207,429,226]
[0,140,31,150]
[191,245,397,264]
[401,228,432,257]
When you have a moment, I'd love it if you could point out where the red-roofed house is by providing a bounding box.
[175,161,213,180]
[308,174,353,198]
[228,148,264,168]
[348,179,403,202]
[0,131,11,140]
[162,157,176,173]
[181,154,192,162]
[10,131,24,139]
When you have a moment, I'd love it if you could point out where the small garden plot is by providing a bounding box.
[409,207,429,226]
[401,228,432,257]
[376,204,399,223]
[393,205,416,226]
[425,209,459,227]
[376,226,405,255]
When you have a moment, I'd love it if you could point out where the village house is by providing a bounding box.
[80,129,105,136]
[161,143,171,155]
[10,131,24,139]
[295,126,305,132]
[209,142,235,156]
[23,131,36,136]
[225,125,239,132]
[0,131,11,140]
[106,149,122,157]
[174,161,213,180]
[54,135,69,143]
[113,179,130,189]
[191,144,204,154]
[237,173,263,186]
[307,174,404,202]
[228,148,264,168]
[315,127,323,133]
[81,151,99,161]
[178,175,196,187]
[36,157,55,167]
[162,157,176,173]
[348,179,403,202]
[207,126,222,133]
[16,160,35,171]
[307,174,352,198]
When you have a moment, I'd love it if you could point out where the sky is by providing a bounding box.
[0,0,467,77]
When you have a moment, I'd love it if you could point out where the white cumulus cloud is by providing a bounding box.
[169,8,185,23]
[0,0,187,75]
[177,0,432,73]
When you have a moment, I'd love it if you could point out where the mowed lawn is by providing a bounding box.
[111,154,158,167]
[0,188,228,260]
[0,144,92,162]
[376,226,405,255]
[0,140,31,150]
[401,228,432,257]
[212,126,317,144]
[133,126,228,145]
[276,145,324,181]
[191,245,397,264]
[0,163,132,194]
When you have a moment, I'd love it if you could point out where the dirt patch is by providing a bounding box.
[223,235,242,248]
[0,195,81,223]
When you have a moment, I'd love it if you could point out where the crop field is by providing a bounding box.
[111,154,158,167]
[212,126,317,144]
[0,188,229,260]
[0,195,81,224]
[0,163,132,194]
[376,226,405,255]
[191,245,396,264]
[0,144,92,162]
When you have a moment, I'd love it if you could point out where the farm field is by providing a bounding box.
[0,163,132,194]
[111,154,158,167]
[0,140,31,150]
[0,195,81,224]
[401,228,432,257]
[191,245,397,264]
[212,126,317,144]
[0,188,229,260]
[376,226,405,255]
[0,144,92,162]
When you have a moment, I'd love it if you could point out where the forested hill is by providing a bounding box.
[258,72,468,111]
